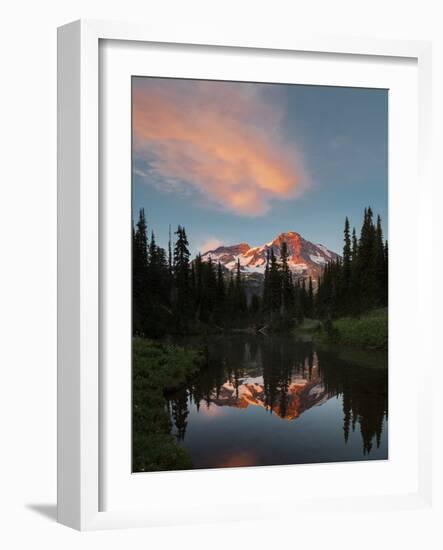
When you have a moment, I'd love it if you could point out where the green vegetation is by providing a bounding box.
[133,206,388,338]
[316,208,388,319]
[131,206,389,469]
[132,207,388,467]
[316,308,388,351]
[132,209,317,337]
[132,338,204,472]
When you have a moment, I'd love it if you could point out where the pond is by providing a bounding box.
[165,335,388,469]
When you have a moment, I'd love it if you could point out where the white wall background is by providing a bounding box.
[0,1,441,547]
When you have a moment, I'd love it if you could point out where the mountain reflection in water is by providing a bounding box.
[166,335,388,469]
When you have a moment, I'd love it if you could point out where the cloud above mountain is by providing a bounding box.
[132,79,308,216]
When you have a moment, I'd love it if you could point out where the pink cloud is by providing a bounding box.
[132,79,308,216]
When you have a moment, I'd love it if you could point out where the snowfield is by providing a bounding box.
[200,231,340,279]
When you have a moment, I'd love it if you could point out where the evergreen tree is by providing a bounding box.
[215,262,226,325]
[358,207,377,310]
[373,215,386,307]
[268,249,281,320]
[349,226,360,315]
[300,278,309,317]
[193,253,203,317]
[226,271,236,319]
[351,227,358,260]
[168,224,173,274]
[133,209,148,335]
[307,276,314,318]
[315,207,388,320]
[341,217,352,313]
[142,230,171,337]
[216,262,225,303]
[203,256,217,322]
[147,231,168,301]
[262,249,271,315]
[383,240,389,306]
[280,241,294,316]
[234,258,247,317]
[173,226,191,329]
[170,388,189,441]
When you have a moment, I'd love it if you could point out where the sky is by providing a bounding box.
[132,77,388,256]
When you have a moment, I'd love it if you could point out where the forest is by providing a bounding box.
[132,206,388,337]
[132,207,388,471]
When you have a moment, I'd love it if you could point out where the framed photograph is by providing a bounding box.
[57,20,433,530]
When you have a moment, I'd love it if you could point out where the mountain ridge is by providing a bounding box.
[201,231,340,283]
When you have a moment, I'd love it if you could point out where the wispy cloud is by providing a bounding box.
[132,79,308,216]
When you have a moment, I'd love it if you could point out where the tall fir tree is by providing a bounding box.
[308,276,314,318]
[173,226,191,329]
[280,241,294,316]
[262,248,271,315]
[341,217,352,313]
[349,226,360,315]
[234,258,247,316]
[168,224,173,274]
[215,262,226,325]
[268,249,282,320]
[315,207,388,320]
[358,207,377,310]
[133,209,148,335]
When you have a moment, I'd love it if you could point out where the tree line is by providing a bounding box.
[133,209,254,336]
[316,207,388,319]
[261,242,315,330]
[133,206,388,337]
[166,337,387,454]
[133,208,315,336]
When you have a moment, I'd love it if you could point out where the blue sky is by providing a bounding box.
[132,78,387,256]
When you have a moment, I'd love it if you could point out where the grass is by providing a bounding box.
[317,308,388,351]
[132,338,204,472]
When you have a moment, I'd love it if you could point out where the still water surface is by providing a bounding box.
[166,335,388,469]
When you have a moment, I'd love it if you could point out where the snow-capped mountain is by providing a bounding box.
[201,231,340,283]
[207,356,328,420]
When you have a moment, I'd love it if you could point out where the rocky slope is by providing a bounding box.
[201,231,340,283]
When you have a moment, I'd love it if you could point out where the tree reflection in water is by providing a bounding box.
[165,335,388,461]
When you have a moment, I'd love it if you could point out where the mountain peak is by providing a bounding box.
[273,231,301,245]
[276,230,301,239]
[201,231,339,281]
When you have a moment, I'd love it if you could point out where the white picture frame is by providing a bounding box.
[57,19,434,531]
